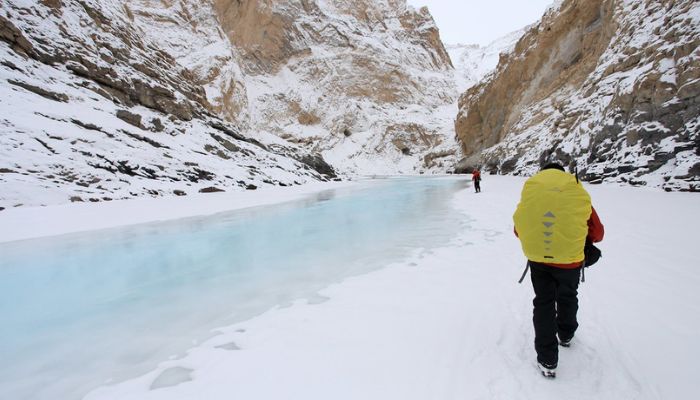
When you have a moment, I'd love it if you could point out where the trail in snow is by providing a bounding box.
[76,176,699,400]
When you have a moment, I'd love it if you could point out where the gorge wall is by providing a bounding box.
[3,0,697,210]
[0,0,459,208]
[125,0,460,174]
[455,0,700,191]
[209,0,460,174]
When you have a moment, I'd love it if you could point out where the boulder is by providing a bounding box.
[199,186,225,193]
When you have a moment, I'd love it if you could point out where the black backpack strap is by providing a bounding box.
[518,261,530,284]
[580,260,587,283]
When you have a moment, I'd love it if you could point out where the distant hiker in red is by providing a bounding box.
[471,168,481,193]
[513,163,604,379]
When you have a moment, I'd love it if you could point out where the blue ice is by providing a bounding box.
[0,177,469,399]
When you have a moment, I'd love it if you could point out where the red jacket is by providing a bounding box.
[472,170,481,181]
[515,207,604,269]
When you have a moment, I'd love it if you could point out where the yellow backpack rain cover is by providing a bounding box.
[513,169,592,264]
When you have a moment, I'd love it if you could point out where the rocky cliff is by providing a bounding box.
[125,0,461,175]
[455,0,700,191]
[0,0,459,208]
[213,0,459,174]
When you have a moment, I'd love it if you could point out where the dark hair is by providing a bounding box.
[542,162,565,171]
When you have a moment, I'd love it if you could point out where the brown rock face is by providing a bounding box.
[454,0,700,191]
[213,0,303,75]
[0,15,36,56]
[213,0,451,75]
[398,5,453,70]
[123,0,250,124]
[125,0,458,173]
[1,0,211,121]
[379,123,443,156]
[456,0,614,156]
[210,0,458,174]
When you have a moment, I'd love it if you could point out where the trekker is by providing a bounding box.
[472,168,481,193]
[513,163,604,378]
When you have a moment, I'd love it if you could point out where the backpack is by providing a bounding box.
[513,169,592,264]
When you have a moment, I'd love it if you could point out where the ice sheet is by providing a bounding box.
[0,177,469,400]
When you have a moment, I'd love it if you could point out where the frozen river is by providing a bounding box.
[0,177,470,400]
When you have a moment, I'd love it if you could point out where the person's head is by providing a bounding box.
[541,162,565,172]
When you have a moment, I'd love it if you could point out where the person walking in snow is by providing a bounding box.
[513,162,604,378]
[472,168,481,193]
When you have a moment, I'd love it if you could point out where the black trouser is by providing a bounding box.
[530,261,581,367]
[474,180,481,192]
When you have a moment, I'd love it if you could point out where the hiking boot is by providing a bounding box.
[559,336,573,347]
[538,362,557,378]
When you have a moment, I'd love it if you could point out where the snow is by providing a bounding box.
[544,0,566,16]
[1,0,339,210]
[446,27,526,92]
[0,39,327,209]
[3,176,696,399]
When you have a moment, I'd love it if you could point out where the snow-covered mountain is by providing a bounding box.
[0,0,341,209]
[446,28,526,93]
[455,0,700,191]
[215,0,461,175]
[127,0,463,174]
[5,0,695,211]
[0,0,466,209]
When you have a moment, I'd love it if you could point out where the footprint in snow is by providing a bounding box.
[150,367,193,390]
[215,341,241,351]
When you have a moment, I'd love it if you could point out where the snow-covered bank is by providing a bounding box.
[79,175,699,400]
[0,181,356,243]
